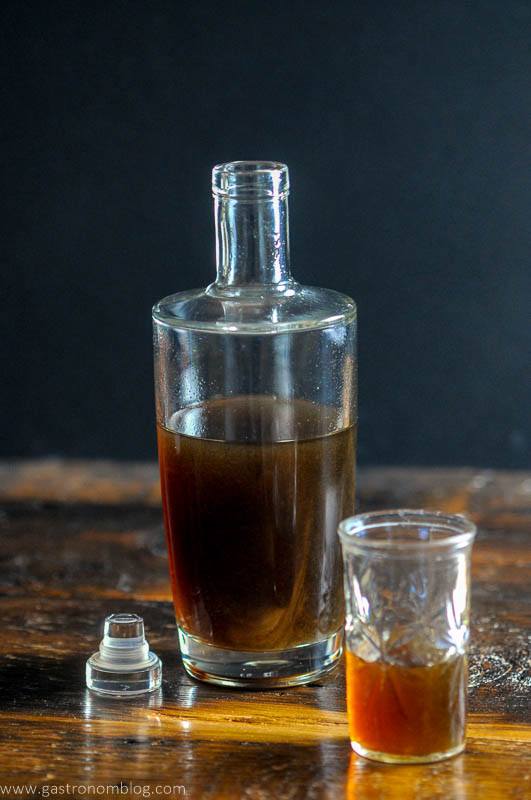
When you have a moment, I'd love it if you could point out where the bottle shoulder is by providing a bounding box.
[152,281,357,334]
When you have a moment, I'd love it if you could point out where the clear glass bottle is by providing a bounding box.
[153,161,357,687]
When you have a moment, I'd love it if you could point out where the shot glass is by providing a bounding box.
[338,510,476,764]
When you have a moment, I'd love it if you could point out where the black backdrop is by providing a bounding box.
[3,1,530,468]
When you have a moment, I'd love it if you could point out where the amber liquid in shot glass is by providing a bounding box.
[346,651,467,759]
[338,510,476,763]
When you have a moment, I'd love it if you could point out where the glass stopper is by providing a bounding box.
[86,613,162,697]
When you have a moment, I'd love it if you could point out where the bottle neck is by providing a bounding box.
[214,193,291,290]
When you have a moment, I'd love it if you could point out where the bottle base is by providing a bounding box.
[178,627,343,688]
[350,740,465,764]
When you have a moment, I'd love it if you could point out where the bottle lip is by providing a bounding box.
[212,160,289,199]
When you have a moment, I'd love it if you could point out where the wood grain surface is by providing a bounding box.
[0,460,529,799]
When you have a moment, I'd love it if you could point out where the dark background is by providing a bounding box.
[3,1,530,468]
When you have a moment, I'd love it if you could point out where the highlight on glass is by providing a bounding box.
[338,510,476,764]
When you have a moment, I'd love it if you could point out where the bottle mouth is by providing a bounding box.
[212,161,289,199]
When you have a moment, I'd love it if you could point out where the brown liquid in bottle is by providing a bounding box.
[346,650,467,758]
[158,396,356,651]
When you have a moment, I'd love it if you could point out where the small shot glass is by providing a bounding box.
[338,510,476,764]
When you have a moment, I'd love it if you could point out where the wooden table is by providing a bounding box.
[0,461,529,799]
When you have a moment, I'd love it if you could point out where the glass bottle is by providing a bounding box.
[153,161,357,687]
